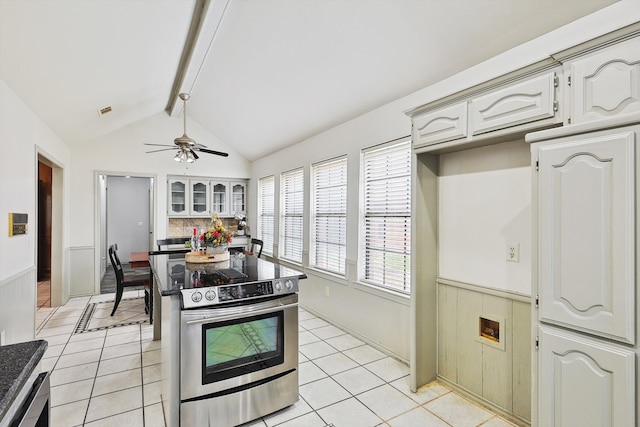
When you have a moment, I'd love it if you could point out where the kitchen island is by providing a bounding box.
[0,340,49,426]
[149,252,306,427]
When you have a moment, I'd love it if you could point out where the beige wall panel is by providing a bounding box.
[437,284,458,381]
[512,300,532,422]
[0,268,36,344]
[69,246,95,296]
[481,294,513,411]
[456,288,483,396]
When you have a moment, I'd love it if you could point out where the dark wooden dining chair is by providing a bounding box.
[245,238,264,258]
[156,237,190,251]
[108,244,152,317]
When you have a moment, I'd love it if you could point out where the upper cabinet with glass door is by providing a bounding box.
[231,181,247,216]
[189,179,210,216]
[168,179,189,216]
[168,176,247,218]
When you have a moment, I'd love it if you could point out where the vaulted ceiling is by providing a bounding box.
[0,0,619,161]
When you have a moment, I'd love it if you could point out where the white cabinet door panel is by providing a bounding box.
[470,72,557,135]
[570,36,640,123]
[538,129,635,343]
[539,325,635,427]
[412,102,467,147]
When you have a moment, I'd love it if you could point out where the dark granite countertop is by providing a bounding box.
[0,339,48,422]
[149,252,306,297]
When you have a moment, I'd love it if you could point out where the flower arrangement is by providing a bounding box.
[234,212,247,231]
[201,213,233,247]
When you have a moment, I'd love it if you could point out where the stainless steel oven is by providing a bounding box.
[179,291,299,427]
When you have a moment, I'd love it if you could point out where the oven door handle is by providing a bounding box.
[184,302,298,325]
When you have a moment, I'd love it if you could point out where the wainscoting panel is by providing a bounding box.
[69,246,95,296]
[437,279,531,425]
[0,267,36,344]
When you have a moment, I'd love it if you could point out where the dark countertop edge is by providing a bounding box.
[0,340,48,422]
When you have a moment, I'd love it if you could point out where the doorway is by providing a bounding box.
[36,153,63,307]
[97,174,154,294]
[37,161,52,308]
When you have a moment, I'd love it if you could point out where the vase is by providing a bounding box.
[205,244,230,262]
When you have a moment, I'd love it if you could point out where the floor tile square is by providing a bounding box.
[317,397,383,427]
[342,344,386,365]
[313,352,359,376]
[50,398,89,427]
[358,384,419,421]
[50,378,94,407]
[299,361,328,385]
[300,317,331,330]
[299,330,321,346]
[299,377,350,410]
[85,386,143,422]
[83,408,144,426]
[424,392,494,427]
[331,366,385,396]
[386,406,450,427]
[263,397,314,426]
[324,333,364,351]
[92,369,142,396]
[144,403,166,427]
[364,357,409,382]
[97,353,142,377]
[390,378,449,405]
[299,340,338,360]
[50,363,99,387]
[309,324,345,340]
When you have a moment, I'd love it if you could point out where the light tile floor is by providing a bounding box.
[36,290,519,427]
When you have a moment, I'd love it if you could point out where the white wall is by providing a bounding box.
[439,140,531,295]
[0,79,71,343]
[250,3,640,361]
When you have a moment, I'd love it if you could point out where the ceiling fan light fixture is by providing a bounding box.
[186,150,195,163]
[174,150,184,162]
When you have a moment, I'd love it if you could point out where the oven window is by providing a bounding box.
[202,310,284,383]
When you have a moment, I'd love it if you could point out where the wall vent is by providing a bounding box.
[97,105,113,117]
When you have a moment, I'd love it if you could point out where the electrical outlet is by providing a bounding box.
[506,243,520,262]
[325,286,330,297]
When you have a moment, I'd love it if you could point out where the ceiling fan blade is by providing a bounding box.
[190,149,199,160]
[192,142,208,149]
[146,148,177,153]
[198,148,229,157]
[143,143,175,147]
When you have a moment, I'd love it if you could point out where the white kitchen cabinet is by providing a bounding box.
[538,325,636,427]
[536,127,635,344]
[469,72,559,135]
[529,118,639,427]
[211,180,229,217]
[230,181,247,216]
[411,102,468,148]
[168,179,189,216]
[566,35,640,125]
[189,179,210,216]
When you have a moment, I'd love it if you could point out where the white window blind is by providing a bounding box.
[361,140,411,293]
[311,156,347,275]
[280,168,304,264]
[258,175,275,256]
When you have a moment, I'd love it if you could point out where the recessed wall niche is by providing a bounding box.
[477,313,506,351]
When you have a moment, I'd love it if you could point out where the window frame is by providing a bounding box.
[257,175,275,256]
[359,138,412,294]
[310,156,348,276]
[279,167,304,264]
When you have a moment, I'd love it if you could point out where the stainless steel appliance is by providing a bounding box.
[153,254,304,427]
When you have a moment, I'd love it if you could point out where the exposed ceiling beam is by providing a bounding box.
[166,0,231,117]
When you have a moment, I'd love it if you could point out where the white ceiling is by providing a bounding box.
[0,0,619,161]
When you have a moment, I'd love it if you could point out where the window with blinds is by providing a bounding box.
[257,175,275,256]
[361,139,411,293]
[311,156,347,275]
[280,168,304,264]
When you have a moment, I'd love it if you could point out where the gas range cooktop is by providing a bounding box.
[156,253,305,309]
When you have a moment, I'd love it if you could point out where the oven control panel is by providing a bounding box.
[181,278,299,309]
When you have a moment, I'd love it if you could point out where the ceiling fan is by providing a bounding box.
[144,93,228,162]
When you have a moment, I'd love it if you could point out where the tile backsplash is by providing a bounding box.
[168,217,240,238]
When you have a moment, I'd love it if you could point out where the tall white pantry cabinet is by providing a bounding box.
[527,34,640,427]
